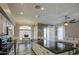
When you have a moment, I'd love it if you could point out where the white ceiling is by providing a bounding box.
[8,3,79,25]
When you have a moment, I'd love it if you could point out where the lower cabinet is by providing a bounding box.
[32,42,55,55]
[59,50,76,55]
[59,52,69,55]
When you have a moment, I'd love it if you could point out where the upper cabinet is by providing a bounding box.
[0,12,9,35]
[0,13,3,34]
[2,14,7,34]
[0,7,14,37]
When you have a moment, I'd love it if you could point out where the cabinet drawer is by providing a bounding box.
[37,44,55,55]
[41,47,55,55]
[32,43,44,55]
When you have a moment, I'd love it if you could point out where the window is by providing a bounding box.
[57,25,65,41]
[43,26,56,47]
[19,26,32,40]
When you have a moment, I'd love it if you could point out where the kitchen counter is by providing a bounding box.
[38,40,76,54]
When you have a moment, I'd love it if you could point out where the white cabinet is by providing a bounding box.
[0,12,14,38]
[0,13,7,34]
[2,15,7,34]
[0,13,1,34]
[32,42,55,55]
[0,13,2,34]
[59,52,69,55]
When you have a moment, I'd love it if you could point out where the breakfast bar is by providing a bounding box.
[32,40,76,55]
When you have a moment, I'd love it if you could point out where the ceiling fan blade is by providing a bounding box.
[70,22,76,23]
[69,19,76,23]
[70,19,76,22]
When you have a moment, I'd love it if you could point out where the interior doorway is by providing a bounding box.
[19,26,32,40]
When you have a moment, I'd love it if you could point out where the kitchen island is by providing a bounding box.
[32,40,76,55]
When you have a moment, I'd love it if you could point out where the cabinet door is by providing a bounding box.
[32,43,43,55]
[0,13,1,34]
[2,16,7,34]
[59,52,68,55]
[39,45,55,55]
[0,13,3,34]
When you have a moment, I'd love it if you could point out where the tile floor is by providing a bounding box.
[9,40,35,55]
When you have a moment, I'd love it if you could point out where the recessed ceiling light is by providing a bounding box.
[20,12,23,15]
[35,15,40,18]
[41,7,44,11]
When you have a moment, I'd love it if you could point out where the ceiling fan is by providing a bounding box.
[69,19,77,23]
[64,16,77,26]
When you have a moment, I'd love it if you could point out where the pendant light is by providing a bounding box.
[64,16,69,26]
[64,21,69,26]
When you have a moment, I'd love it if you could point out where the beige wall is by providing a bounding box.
[65,22,79,38]
[33,24,38,40]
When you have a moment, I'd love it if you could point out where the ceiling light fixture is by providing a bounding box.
[41,7,44,11]
[35,15,40,18]
[64,21,69,26]
[64,16,69,26]
[20,12,23,15]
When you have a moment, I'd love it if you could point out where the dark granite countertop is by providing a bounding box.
[37,40,76,54]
